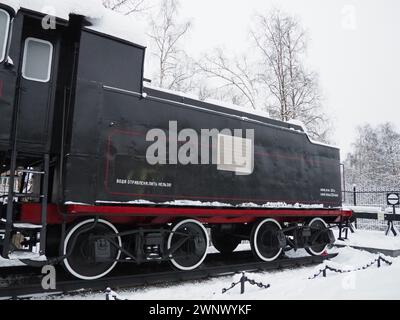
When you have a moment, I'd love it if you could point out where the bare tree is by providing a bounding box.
[251,9,329,141]
[103,0,149,15]
[344,123,400,190]
[147,0,192,90]
[197,49,259,109]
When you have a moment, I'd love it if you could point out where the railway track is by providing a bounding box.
[0,252,337,299]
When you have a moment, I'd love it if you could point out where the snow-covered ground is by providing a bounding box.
[4,229,400,299]
[42,244,400,300]
[335,229,400,250]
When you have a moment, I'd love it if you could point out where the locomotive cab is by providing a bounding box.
[0,6,63,155]
[0,2,146,260]
[0,5,70,260]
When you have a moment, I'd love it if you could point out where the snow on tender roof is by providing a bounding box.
[145,84,338,149]
[1,0,147,47]
[286,119,339,149]
[144,83,273,121]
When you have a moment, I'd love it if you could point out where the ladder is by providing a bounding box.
[2,152,49,258]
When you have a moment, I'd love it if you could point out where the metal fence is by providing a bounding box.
[342,188,400,231]
[342,187,399,207]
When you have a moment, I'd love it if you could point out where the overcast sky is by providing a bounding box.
[173,0,400,159]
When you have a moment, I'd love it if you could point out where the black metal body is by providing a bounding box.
[0,6,341,210]
[66,85,341,207]
[0,5,345,266]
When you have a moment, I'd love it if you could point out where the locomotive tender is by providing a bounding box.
[0,0,351,280]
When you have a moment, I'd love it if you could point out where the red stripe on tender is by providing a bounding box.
[66,204,352,218]
[19,203,352,225]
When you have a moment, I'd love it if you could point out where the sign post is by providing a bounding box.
[386,193,399,236]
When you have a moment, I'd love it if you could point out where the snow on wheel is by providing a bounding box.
[306,218,329,256]
[63,219,122,280]
[251,218,283,262]
[167,219,209,271]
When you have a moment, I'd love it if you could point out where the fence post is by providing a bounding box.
[353,185,357,206]
[341,163,346,203]
[240,273,246,294]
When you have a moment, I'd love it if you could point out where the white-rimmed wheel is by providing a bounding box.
[63,219,122,280]
[167,219,209,271]
[251,219,283,262]
[306,218,329,256]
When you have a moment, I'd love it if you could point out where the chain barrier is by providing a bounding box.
[104,255,393,298]
[308,255,393,279]
[105,287,128,300]
[222,272,270,294]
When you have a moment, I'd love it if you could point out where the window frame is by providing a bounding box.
[22,37,54,83]
[0,9,11,63]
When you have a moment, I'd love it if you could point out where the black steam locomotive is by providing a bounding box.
[0,1,351,280]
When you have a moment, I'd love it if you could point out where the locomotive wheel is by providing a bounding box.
[167,219,209,271]
[63,219,122,280]
[306,218,329,256]
[251,219,282,262]
[211,228,241,254]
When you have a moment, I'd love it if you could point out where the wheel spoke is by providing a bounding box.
[63,219,121,280]
[251,219,283,262]
[167,219,208,271]
[306,218,329,256]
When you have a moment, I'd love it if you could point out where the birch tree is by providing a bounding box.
[251,9,329,141]
[197,49,259,109]
[147,0,192,90]
[103,0,149,14]
[344,123,400,190]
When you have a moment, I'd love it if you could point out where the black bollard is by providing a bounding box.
[240,273,246,294]
[105,288,111,300]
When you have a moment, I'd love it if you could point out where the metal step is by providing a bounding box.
[8,251,46,261]
[16,169,45,175]
[13,223,42,230]
[2,150,50,258]
[13,193,43,198]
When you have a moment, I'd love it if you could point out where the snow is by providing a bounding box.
[0,256,24,267]
[144,84,337,149]
[93,199,325,209]
[44,246,400,300]
[343,206,383,213]
[1,0,147,47]
[144,84,274,124]
[287,119,339,149]
[1,0,105,19]
[208,243,250,254]
[144,84,200,101]
[8,252,46,260]
[204,98,272,120]
[64,201,92,206]
[0,229,397,299]
[335,229,400,251]
[343,205,400,214]
[13,223,42,229]
[86,9,147,48]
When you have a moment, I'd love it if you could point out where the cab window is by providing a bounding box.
[0,9,10,62]
[22,38,53,82]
